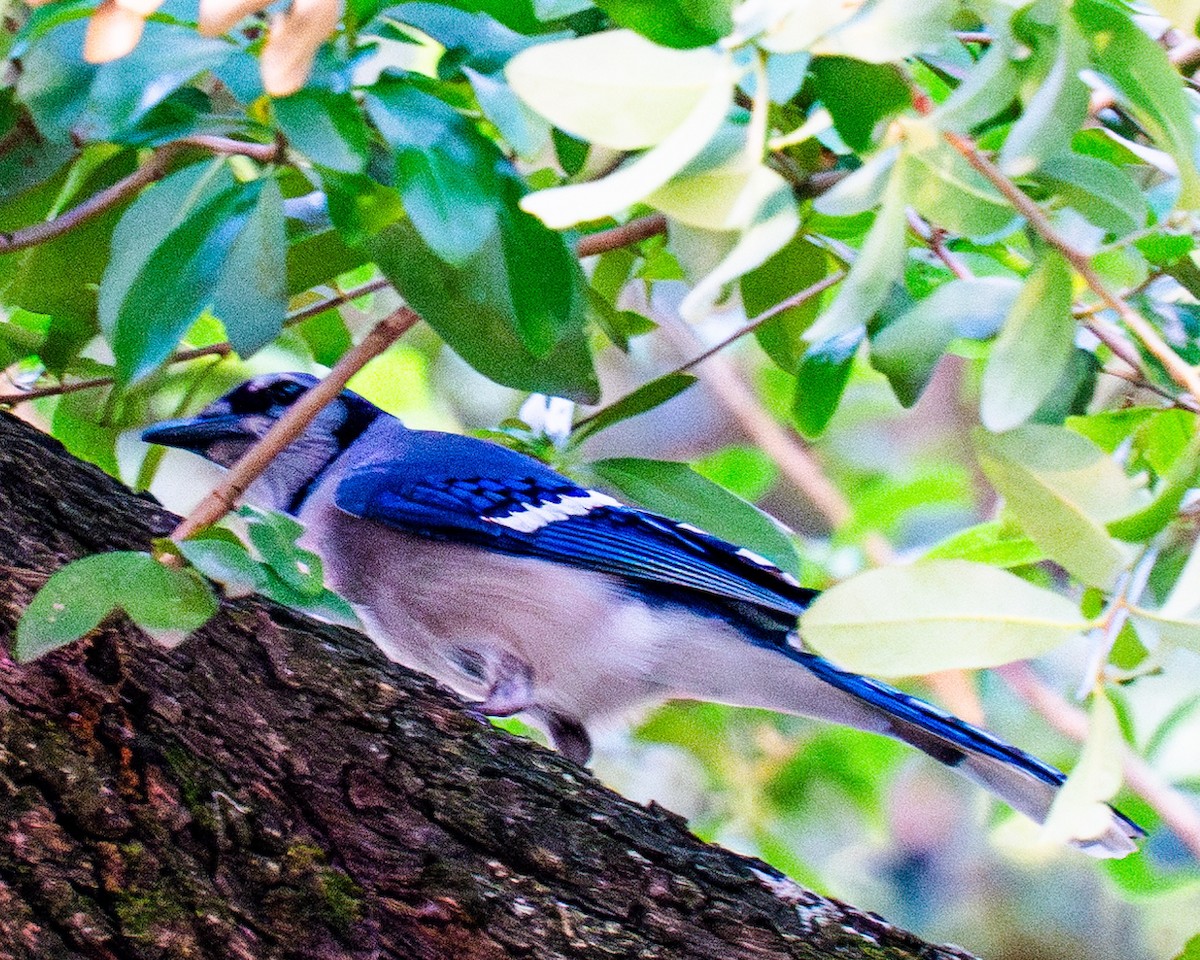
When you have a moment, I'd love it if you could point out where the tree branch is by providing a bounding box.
[169,307,420,541]
[0,135,283,255]
[576,214,668,257]
[944,132,1200,403]
[573,272,846,434]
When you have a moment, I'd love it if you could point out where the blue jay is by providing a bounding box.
[143,372,1142,858]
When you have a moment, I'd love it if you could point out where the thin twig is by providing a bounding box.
[907,209,973,280]
[998,661,1200,860]
[0,279,393,407]
[944,132,1200,403]
[576,214,668,257]
[169,307,420,542]
[0,135,283,255]
[1098,366,1200,411]
[574,272,847,434]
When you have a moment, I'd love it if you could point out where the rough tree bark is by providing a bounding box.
[0,412,980,960]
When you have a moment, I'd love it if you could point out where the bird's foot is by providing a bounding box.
[472,651,535,718]
[544,711,592,766]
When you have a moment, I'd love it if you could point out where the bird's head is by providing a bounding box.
[142,372,382,512]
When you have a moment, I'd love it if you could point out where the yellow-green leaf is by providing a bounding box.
[1042,690,1124,849]
[800,560,1089,677]
[975,426,1147,588]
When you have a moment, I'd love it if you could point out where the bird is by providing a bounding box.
[142,371,1143,858]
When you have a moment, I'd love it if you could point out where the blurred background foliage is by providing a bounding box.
[5,0,1200,957]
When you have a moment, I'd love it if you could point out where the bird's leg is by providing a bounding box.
[543,711,592,766]
[473,650,535,717]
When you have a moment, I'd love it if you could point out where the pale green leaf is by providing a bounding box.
[804,158,909,343]
[812,147,899,218]
[981,251,1076,431]
[679,172,800,320]
[506,30,728,150]
[975,426,1149,588]
[999,19,1090,177]
[1129,608,1200,654]
[1042,690,1125,849]
[907,140,1020,239]
[518,62,734,228]
[800,560,1089,676]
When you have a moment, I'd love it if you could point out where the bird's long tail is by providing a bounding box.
[697,642,1143,858]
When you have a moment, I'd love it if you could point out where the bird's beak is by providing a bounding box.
[141,413,251,452]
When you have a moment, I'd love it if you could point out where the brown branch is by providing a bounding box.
[0,135,283,255]
[576,213,668,257]
[0,279,393,407]
[998,661,1200,860]
[574,272,847,434]
[906,209,972,280]
[169,307,420,541]
[944,132,1200,403]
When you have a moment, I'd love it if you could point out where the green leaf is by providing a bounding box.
[742,234,830,370]
[590,0,732,49]
[923,518,1045,568]
[1036,152,1145,237]
[809,58,910,153]
[376,2,540,75]
[804,158,910,343]
[981,250,1076,432]
[677,169,801,321]
[286,228,370,295]
[514,42,736,227]
[812,147,899,218]
[792,326,862,439]
[693,446,778,501]
[588,456,799,575]
[506,30,728,150]
[906,139,1020,240]
[99,162,263,383]
[934,27,1023,130]
[274,90,371,174]
[178,536,264,597]
[368,219,599,401]
[1074,0,1200,207]
[51,380,120,476]
[210,176,288,356]
[800,559,1089,676]
[16,18,233,144]
[571,372,697,445]
[242,507,325,597]
[1043,690,1125,849]
[365,80,502,265]
[1130,608,1200,656]
[1174,935,1200,960]
[15,551,217,662]
[998,17,1089,177]
[1066,407,1156,453]
[5,148,136,327]
[1107,422,1200,543]
[974,425,1149,588]
[871,277,1020,406]
[464,65,550,159]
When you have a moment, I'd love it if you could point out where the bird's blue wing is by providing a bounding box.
[333,429,815,620]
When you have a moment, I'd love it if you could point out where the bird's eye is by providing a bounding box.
[269,381,305,403]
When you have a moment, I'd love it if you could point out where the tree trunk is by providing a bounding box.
[0,412,978,960]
